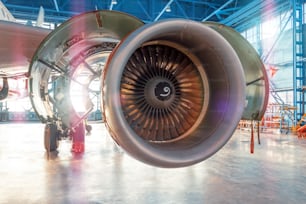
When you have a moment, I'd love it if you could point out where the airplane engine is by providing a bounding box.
[102,19,269,167]
[28,11,143,127]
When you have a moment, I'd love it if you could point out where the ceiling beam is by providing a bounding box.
[202,0,234,22]
[174,0,188,19]
[52,0,59,12]
[154,0,174,21]
[137,0,153,21]
[109,0,117,10]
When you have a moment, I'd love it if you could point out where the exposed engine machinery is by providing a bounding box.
[28,10,268,168]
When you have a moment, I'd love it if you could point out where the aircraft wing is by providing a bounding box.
[0,0,49,77]
[0,21,49,76]
[0,0,50,101]
[0,20,49,101]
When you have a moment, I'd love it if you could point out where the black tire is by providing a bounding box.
[85,124,92,133]
[44,123,59,151]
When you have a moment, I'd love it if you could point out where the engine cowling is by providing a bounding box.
[203,22,269,120]
[28,10,144,127]
[102,19,268,168]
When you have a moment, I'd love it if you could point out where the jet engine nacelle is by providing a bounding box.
[28,11,144,126]
[102,19,269,167]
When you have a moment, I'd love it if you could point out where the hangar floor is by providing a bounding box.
[0,122,305,204]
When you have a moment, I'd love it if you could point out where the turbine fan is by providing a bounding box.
[120,44,204,142]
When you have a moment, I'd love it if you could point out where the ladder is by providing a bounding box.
[292,0,304,124]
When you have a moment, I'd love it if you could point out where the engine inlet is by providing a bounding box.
[120,44,204,142]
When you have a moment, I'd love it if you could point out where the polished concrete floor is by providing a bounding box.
[0,122,306,204]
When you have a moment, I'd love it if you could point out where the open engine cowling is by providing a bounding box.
[28,10,143,127]
[102,19,267,168]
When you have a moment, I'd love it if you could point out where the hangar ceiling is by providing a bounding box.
[1,0,294,31]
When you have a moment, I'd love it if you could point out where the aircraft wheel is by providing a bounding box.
[44,123,59,152]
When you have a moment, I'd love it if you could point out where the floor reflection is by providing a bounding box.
[0,122,305,203]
